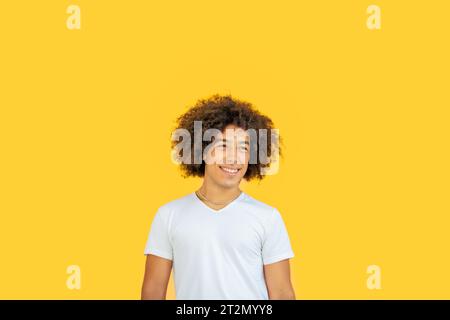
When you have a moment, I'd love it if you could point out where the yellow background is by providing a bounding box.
[1,1,449,299]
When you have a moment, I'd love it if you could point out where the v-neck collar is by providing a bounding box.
[192,191,245,214]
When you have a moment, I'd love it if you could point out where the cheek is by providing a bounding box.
[241,164,249,176]
[209,148,227,165]
[205,148,221,165]
[213,164,226,177]
[236,150,250,165]
[205,164,220,175]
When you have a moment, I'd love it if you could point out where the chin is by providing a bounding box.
[205,165,247,188]
[216,176,242,189]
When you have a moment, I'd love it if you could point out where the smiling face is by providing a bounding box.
[203,124,250,189]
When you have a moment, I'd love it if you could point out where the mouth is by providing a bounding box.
[219,165,241,176]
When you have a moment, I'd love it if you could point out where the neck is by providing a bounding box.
[198,178,241,204]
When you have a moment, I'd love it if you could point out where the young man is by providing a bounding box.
[141,94,295,300]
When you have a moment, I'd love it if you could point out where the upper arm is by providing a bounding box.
[142,207,174,299]
[262,208,295,265]
[261,209,296,299]
[144,208,173,260]
[263,259,295,300]
[141,254,173,300]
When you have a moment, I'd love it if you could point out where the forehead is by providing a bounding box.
[221,124,249,141]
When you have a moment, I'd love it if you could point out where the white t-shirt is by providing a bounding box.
[144,191,295,300]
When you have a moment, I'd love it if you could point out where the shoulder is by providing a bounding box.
[240,192,280,221]
[156,192,195,218]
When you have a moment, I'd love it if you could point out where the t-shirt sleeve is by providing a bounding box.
[144,207,173,260]
[262,208,295,265]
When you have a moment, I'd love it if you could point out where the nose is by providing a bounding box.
[224,147,247,165]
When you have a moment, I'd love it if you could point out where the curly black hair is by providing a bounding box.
[171,94,282,181]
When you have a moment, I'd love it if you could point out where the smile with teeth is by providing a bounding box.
[219,166,240,175]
